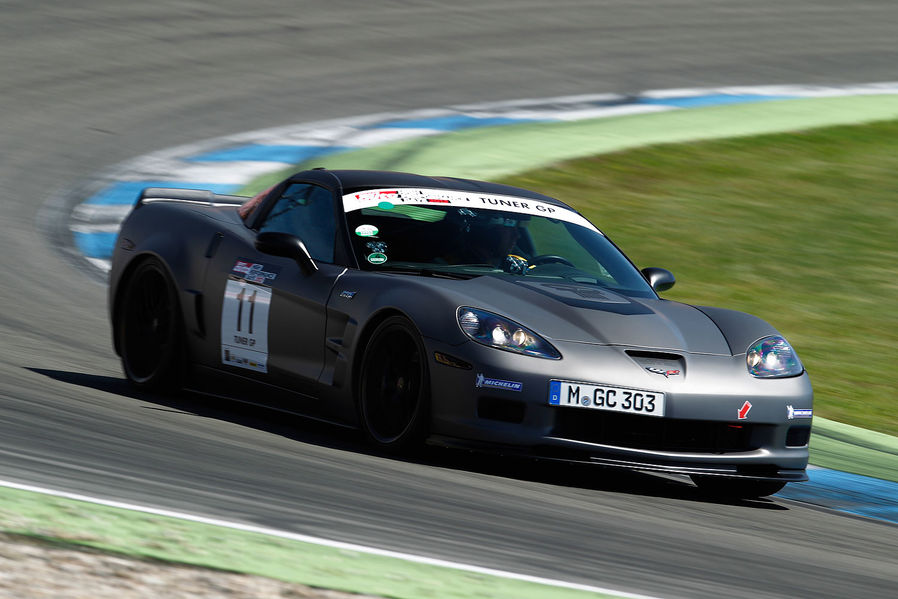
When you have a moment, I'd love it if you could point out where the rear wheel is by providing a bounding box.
[358,316,429,451]
[117,258,184,390]
[690,475,787,499]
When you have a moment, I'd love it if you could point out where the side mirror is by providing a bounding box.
[255,231,318,275]
[641,267,675,293]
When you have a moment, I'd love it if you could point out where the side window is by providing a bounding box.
[258,183,335,263]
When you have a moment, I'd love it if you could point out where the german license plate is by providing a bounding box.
[549,380,665,417]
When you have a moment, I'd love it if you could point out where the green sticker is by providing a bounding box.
[355,224,379,237]
[377,201,394,210]
[367,252,388,265]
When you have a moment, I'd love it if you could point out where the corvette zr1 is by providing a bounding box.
[109,169,813,498]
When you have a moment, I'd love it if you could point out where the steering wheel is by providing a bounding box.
[530,254,575,267]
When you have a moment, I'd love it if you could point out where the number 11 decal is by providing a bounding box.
[248,289,257,334]
[234,287,258,334]
[221,279,271,373]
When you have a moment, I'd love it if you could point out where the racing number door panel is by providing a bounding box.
[201,233,341,387]
[195,181,346,394]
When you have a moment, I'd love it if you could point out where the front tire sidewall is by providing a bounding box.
[358,316,430,451]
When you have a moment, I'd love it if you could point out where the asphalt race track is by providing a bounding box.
[2,2,897,598]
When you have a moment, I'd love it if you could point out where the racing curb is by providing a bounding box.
[67,83,898,275]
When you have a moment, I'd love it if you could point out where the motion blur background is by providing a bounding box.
[1,2,897,598]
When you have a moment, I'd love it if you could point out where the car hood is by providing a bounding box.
[459,276,732,355]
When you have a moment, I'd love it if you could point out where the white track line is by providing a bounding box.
[0,478,664,599]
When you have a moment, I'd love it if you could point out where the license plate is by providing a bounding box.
[549,380,665,417]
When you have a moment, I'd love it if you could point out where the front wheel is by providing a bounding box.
[116,258,184,390]
[690,475,787,499]
[358,316,430,452]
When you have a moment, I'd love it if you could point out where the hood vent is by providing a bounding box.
[626,350,685,376]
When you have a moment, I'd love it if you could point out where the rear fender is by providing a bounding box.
[110,201,231,356]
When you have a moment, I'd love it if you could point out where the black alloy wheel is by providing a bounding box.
[358,316,430,451]
[117,258,183,390]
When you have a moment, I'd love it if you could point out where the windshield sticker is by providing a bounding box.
[355,224,379,237]
[367,252,388,265]
[366,240,387,254]
[345,188,600,232]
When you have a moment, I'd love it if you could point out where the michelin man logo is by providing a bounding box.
[787,405,813,419]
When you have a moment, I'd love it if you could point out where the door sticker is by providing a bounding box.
[231,259,280,284]
[221,278,272,372]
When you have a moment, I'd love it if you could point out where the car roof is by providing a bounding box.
[291,168,571,209]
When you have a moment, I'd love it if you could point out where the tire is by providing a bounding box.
[358,316,430,451]
[690,475,787,499]
[116,258,184,390]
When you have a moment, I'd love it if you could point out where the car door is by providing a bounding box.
[203,181,345,397]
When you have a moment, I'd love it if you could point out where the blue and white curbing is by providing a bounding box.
[69,82,898,274]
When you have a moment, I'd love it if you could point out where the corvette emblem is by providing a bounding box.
[646,367,680,377]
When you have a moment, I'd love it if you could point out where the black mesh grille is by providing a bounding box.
[551,409,763,453]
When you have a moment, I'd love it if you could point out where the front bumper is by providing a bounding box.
[425,338,813,481]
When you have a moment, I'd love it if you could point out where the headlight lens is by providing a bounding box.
[746,336,803,378]
[457,307,561,359]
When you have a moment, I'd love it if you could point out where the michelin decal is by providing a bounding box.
[476,373,523,392]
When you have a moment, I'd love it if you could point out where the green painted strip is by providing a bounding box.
[810,417,898,483]
[279,95,898,184]
[0,484,631,599]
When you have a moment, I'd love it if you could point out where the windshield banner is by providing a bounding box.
[343,188,600,232]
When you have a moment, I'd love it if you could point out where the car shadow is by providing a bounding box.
[27,367,789,511]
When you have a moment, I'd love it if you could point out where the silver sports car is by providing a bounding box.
[109,169,813,498]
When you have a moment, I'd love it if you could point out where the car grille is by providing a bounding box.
[551,410,764,453]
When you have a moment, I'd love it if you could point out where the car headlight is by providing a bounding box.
[457,307,560,359]
[746,336,803,378]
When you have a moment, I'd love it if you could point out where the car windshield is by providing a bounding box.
[343,188,656,298]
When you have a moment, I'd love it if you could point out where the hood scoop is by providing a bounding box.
[517,281,630,303]
[514,281,650,316]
